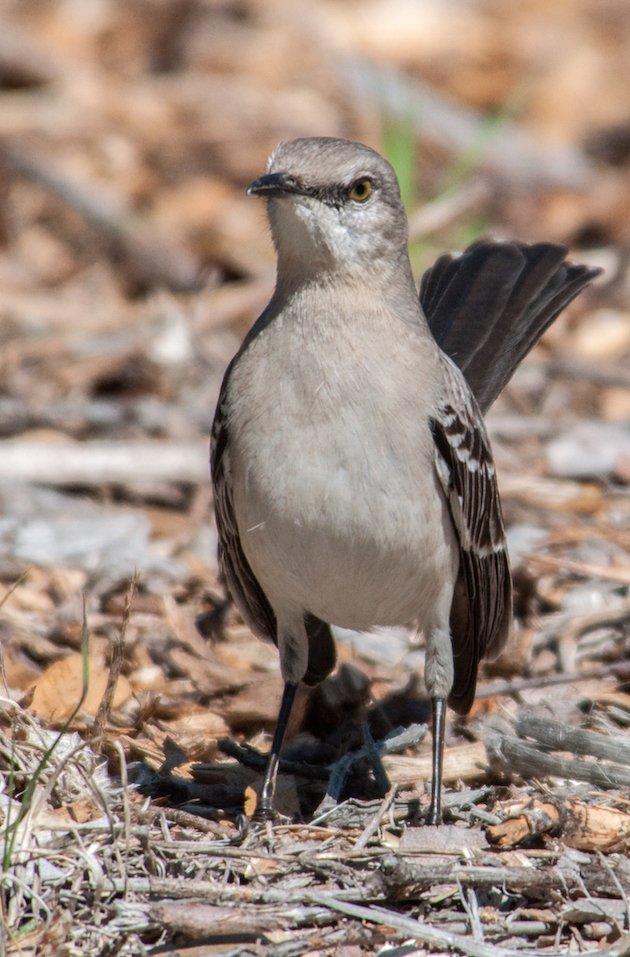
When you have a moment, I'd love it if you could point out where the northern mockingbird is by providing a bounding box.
[211,137,599,823]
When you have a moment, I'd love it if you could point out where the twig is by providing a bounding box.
[93,576,137,749]
[463,887,485,943]
[134,806,228,838]
[477,664,627,701]
[354,786,399,849]
[486,733,630,789]
[596,851,630,930]
[306,893,526,957]
[515,710,630,766]
[378,855,583,895]
[114,740,131,902]
[107,877,367,904]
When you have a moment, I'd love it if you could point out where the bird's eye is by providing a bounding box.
[348,177,373,202]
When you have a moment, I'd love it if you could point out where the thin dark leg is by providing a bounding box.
[427,696,446,825]
[259,681,298,817]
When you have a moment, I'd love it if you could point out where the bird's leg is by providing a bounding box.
[259,681,298,818]
[427,696,446,825]
[424,613,453,825]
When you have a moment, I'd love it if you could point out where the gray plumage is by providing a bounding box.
[211,136,599,821]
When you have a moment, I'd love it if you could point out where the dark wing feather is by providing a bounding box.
[430,353,512,714]
[210,362,336,686]
[210,362,276,642]
[420,240,601,414]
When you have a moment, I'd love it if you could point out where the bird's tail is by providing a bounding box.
[420,240,601,414]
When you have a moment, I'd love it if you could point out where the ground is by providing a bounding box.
[0,1,629,955]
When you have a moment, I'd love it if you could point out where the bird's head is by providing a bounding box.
[248,137,410,283]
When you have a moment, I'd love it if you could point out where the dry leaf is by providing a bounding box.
[30,652,132,724]
[54,798,103,824]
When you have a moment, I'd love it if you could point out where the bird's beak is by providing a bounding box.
[247,172,304,198]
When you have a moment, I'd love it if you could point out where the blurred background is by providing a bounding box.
[0,0,629,814]
[1,2,630,951]
[1,1,629,435]
[0,0,628,455]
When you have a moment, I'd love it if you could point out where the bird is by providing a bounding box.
[210,136,599,824]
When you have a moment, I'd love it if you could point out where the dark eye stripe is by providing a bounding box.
[308,179,378,207]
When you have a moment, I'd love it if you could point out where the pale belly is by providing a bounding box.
[226,298,458,632]
[231,417,458,632]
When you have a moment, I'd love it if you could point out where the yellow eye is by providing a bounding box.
[348,177,373,202]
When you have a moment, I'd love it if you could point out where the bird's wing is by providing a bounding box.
[211,364,277,641]
[430,352,512,714]
[211,362,336,686]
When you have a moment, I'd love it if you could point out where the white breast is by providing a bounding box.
[227,295,458,632]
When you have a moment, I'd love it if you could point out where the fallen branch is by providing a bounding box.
[515,710,630,766]
[486,732,630,790]
[487,797,630,852]
[307,893,540,957]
